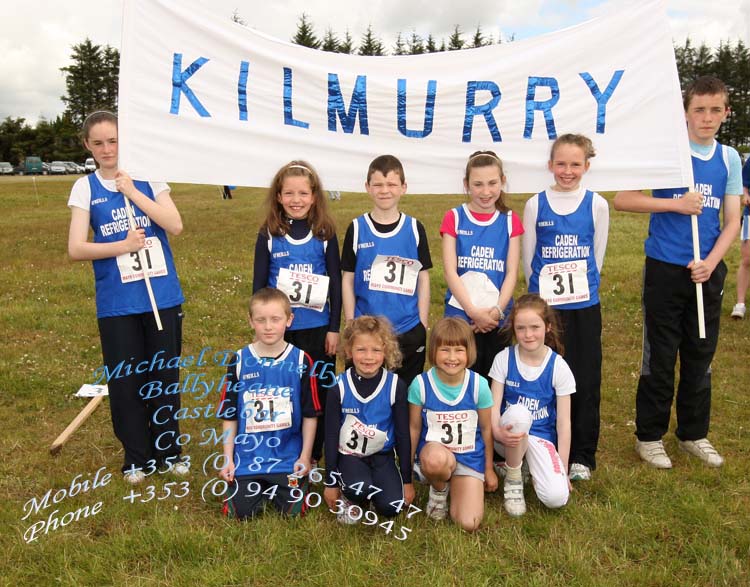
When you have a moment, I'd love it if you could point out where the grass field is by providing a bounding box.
[0,175,748,587]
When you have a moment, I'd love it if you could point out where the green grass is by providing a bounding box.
[1,175,748,587]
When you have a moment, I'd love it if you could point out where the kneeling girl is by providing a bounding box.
[489,293,574,517]
[409,318,498,532]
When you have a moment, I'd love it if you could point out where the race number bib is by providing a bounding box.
[424,410,478,453]
[116,237,168,283]
[338,414,388,456]
[276,267,329,312]
[539,260,590,306]
[368,255,422,296]
[243,393,292,433]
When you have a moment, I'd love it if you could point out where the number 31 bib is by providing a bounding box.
[276,267,329,312]
[424,410,478,453]
[338,414,388,456]
[116,237,168,283]
[369,255,422,296]
[539,260,590,306]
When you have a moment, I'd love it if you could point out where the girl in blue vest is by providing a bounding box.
[67,111,187,484]
[523,134,609,482]
[441,151,522,379]
[489,294,574,517]
[323,316,414,524]
[408,318,498,532]
[253,160,341,461]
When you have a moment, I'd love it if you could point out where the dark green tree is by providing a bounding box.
[425,33,439,53]
[322,28,340,52]
[470,25,487,48]
[60,38,119,126]
[448,25,464,51]
[358,25,385,56]
[407,31,425,55]
[101,46,120,114]
[393,32,406,55]
[338,30,355,54]
[291,14,320,49]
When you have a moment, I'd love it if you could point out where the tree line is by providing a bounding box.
[0,38,119,165]
[1,25,748,166]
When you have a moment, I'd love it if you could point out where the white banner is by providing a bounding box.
[119,0,693,194]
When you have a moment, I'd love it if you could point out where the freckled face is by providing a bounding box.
[249,301,292,346]
[434,345,468,379]
[685,93,729,145]
[513,308,548,354]
[278,176,314,220]
[465,165,503,213]
[84,121,118,171]
[548,143,589,192]
[349,333,385,378]
[366,171,406,212]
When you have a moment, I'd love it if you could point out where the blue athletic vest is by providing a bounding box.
[444,204,513,321]
[645,142,729,266]
[415,369,485,474]
[337,367,398,454]
[87,174,184,318]
[267,230,330,330]
[352,214,421,334]
[529,190,599,309]
[502,346,558,444]
[232,344,306,476]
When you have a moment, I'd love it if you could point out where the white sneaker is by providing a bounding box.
[568,463,591,481]
[494,461,531,484]
[426,484,449,520]
[731,303,746,319]
[678,438,724,468]
[123,469,146,484]
[170,457,190,476]
[503,477,526,517]
[336,495,362,525]
[635,440,673,469]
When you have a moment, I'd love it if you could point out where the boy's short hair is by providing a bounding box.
[428,317,477,368]
[683,75,729,109]
[249,287,291,317]
[366,155,405,184]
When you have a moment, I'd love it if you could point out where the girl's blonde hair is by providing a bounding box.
[341,316,403,371]
[261,160,336,240]
[549,133,596,162]
[463,150,508,213]
[428,317,477,368]
[502,293,564,354]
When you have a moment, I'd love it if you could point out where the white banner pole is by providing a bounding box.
[123,196,163,331]
[690,211,707,339]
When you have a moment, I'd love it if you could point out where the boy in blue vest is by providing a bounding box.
[341,155,432,387]
[614,76,742,469]
[218,287,321,519]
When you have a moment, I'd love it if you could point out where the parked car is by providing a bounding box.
[63,161,80,174]
[49,161,68,175]
[42,162,50,175]
[0,162,13,175]
[18,156,44,175]
[85,158,96,173]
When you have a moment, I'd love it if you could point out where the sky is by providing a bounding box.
[1,0,748,124]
